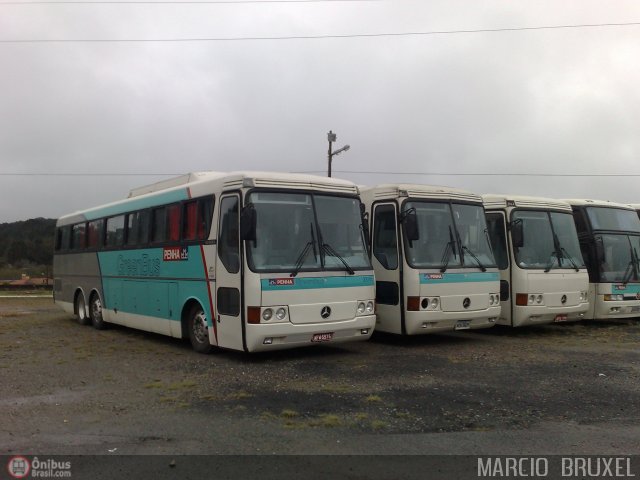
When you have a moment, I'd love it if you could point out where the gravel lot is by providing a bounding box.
[1,297,639,457]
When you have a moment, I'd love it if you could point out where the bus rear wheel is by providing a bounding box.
[75,292,90,326]
[188,305,213,354]
[90,294,107,330]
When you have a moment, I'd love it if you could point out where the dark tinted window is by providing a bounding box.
[486,213,509,270]
[218,196,240,274]
[373,204,398,270]
[71,223,86,250]
[105,215,125,247]
[87,220,103,248]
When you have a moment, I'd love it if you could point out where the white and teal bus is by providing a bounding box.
[565,199,640,320]
[359,184,500,335]
[483,195,589,326]
[54,171,376,353]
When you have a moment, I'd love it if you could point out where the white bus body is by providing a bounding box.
[54,171,376,353]
[483,195,589,327]
[566,199,640,320]
[360,184,500,335]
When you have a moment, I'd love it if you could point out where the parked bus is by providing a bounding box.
[359,184,500,335]
[54,171,376,353]
[565,199,640,320]
[483,195,589,327]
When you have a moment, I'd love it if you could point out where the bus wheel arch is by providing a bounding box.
[89,290,107,330]
[74,289,90,326]
[182,300,214,354]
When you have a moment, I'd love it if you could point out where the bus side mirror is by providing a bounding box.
[402,210,419,245]
[511,220,524,248]
[240,205,257,243]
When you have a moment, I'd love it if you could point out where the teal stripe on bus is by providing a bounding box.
[611,283,640,294]
[261,275,375,291]
[84,189,190,220]
[420,272,500,284]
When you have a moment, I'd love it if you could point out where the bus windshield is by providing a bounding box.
[403,201,496,270]
[245,191,370,273]
[598,234,640,283]
[513,210,585,270]
[586,207,640,232]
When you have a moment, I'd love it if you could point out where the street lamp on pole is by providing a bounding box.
[327,130,350,177]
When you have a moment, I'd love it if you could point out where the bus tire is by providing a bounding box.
[188,305,213,354]
[89,293,107,330]
[75,291,90,326]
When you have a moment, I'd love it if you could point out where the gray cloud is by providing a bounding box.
[1,0,640,221]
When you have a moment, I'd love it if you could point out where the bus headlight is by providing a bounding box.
[430,297,440,310]
[365,301,375,314]
[275,307,287,321]
[357,302,366,314]
[262,308,273,321]
[604,294,623,301]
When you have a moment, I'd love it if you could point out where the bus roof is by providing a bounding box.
[482,194,572,212]
[562,198,636,210]
[359,184,481,203]
[57,171,359,226]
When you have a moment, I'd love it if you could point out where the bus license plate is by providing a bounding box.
[554,314,568,322]
[311,332,334,342]
[454,320,470,330]
[631,306,640,313]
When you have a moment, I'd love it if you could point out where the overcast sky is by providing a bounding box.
[1,0,640,222]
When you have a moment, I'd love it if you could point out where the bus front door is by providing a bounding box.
[215,193,245,351]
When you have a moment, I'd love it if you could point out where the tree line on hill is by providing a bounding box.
[0,218,56,268]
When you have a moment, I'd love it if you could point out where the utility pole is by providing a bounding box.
[327,130,336,177]
[327,130,349,178]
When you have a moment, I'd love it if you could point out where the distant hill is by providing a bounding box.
[0,218,56,267]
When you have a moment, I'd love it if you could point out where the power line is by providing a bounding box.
[3,171,640,177]
[0,0,376,4]
[294,170,640,177]
[0,21,638,43]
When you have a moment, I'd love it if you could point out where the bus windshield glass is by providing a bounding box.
[403,201,495,269]
[513,210,585,269]
[598,234,640,283]
[586,207,640,232]
[246,192,370,273]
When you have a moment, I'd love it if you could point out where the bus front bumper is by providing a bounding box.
[244,315,376,352]
[403,306,501,335]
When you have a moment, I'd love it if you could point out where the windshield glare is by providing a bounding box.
[513,210,585,269]
[452,203,495,265]
[599,234,640,283]
[403,201,496,269]
[246,192,370,272]
[587,207,640,232]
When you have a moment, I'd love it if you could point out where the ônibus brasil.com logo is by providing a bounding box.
[7,456,30,479]
[7,456,72,478]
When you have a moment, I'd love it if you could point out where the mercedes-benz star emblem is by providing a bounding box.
[320,306,332,319]
[463,297,471,309]
[561,295,567,304]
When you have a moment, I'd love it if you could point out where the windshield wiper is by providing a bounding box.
[622,246,639,284]
[461,246,486,272]
[544,250,559,273]
[290,224,318,278]
[559,247,580,271]
[322,243,355,275]
[440,226,457,273]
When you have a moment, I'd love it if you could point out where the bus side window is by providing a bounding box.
[152,207,166,243]
[373,204,398,270]
[198,197,214,240]
[71,223,86,250]
[167,204,181,242]
[87,220,104,249]
[105,215,125,247]
[486,213,509,270]
[56,226,71,251]
[183,201,198,241]
[218,196,240,274]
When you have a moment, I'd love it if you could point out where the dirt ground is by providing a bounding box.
[1,297,639,457]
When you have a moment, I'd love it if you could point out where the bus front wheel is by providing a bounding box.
[75,292,90,326]
[188,305,213,354]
